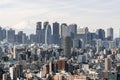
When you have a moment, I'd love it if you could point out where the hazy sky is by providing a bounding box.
[0,0,120,37]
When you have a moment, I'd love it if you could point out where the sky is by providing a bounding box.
[0,0,120,37]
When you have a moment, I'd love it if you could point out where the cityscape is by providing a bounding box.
[0,21,120,80]
[1,0,120,80]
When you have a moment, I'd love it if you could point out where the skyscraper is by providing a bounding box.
[63,36,71,58]
[96,29,105,40]
[17,31,23,44]
[69,24,77,39]
[43,21,49,30]
[107,28,113,41]
[61,24,70,38]
[36,22,42,34]
[7,28,15,43]
[77,27,89,34]
[30,34,37,43]
[53,22,60,44]
[36,22,42,43]
[77,27,89,45]
[0,27,3,41]
[61,24,71,57]
[0,27,6,41]
[45,24,52,45]
[60,23,67,38]
[2,29,6,40]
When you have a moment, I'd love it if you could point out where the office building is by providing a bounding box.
[17,31,24,44]
[7,28,15,43]
[30,34,37,43]
[36,22,42,43]
[0,27,3,41]
[45,24,52,45]
[96,29,105,40]
[69,24,77,39]
[43,21,49,30]
[107,28,113,41]
[63,36,71,58]
[2,29,6,40]
[53,22,60,44]
[36,22,42,33]
[60,23,67,38]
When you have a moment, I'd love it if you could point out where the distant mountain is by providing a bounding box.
[13,20,36,35]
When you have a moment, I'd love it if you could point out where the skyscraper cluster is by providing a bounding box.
[1,21,120,80]
[0,22,117,58]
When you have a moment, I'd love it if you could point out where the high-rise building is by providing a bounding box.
[17,31,24,44]
[61,24,70,38]
[61,24,71,57]
[63,36,71,58]
[107,28,113,41]
[30,34,37,43]
[36,22,42,43]
[2,29,6,40]
[96,29,105,40]
[77,27,89,34]
[7,28,15,43]
[22,33,27,44]
[43,21,49,30]
[53,22,60,44]
[73,39,82,48]
[77,27,89,45]
[36,22,42,34]
[45,24,52,45]
[0,27,3,41]
[60,23,67,38]
[40,29,45,44]
[69,24,77,39]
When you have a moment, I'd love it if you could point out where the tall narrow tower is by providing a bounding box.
[107,27,113,41]
[45,24,52,46]
[36,22,42,43]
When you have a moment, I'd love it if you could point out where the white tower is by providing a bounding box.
[45,24,51,48]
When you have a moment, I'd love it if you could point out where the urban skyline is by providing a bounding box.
[0,0,120,37]
[0,21,119,39]
[1,1,120,80]
[0,21,117,46]
[0,21,120,80]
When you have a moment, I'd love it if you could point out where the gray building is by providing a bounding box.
[60,23,67,38]
[36,22,42,43]
[30,34,37,43]
[96,29,105,40]
[52,22,60,44]
[69,24,77,39]
[107,27,113,41]
[7,28,15,43]
[0,27,6,41]
[45,24,52,45]
[63,36,72,58]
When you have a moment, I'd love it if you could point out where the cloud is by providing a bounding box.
[0,0,120,37]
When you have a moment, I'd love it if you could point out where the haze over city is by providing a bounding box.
[0,0,120,37]
[1,0,120,80]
